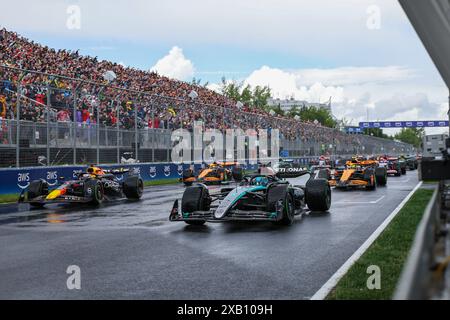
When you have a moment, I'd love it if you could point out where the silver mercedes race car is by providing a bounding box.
[169,169,331,226]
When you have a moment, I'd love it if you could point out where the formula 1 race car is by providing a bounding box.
[309,155,332,167]
[19,166,144,207]
[381,157,405,176]
[329,159,387,190]
[181,162,243,186]
[170,171,331,226]
[402,155,418,170]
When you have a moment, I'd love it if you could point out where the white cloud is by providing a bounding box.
[206,83,222,93]
[293,66,415,87]
[243,65,448,134]
[150,46,194,81]
[244,65,413,102]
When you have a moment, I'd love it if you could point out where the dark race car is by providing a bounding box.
[403,155,418,170]
[169,171,331,226]
[19,166,144,207]
[384,157,405,176]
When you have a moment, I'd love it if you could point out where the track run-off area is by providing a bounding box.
[0,172,419,299]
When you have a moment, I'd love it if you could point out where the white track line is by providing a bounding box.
[388,178,410,183]
[335,195,385,205]
[310,181,423,300]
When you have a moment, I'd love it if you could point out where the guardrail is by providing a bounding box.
[0,154,409,196]
[394,181,450,299]
[0,161,269,196]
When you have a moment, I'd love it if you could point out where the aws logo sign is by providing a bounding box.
[17,172,30,189]
[149,166,157,179]
[46,171,58,186]
[163,166,171,177]
[17,171,59,190]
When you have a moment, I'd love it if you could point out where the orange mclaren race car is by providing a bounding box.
[181,162,243,186]
[19,165,144,207]
[329,158,387,190]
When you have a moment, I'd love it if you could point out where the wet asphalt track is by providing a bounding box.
[0,172,419,299]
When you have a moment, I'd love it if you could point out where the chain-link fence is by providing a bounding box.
[0,65,415,168]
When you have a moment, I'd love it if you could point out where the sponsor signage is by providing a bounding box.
[359,121,449,128]
[345,127,363,134]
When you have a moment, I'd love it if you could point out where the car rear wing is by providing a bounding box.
[275,167,310,179]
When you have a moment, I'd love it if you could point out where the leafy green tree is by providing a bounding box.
[191,77,209,87]
[394,128,424,148]
[363,128,392,139]
[252,85,271,109]
[288,105,301,118]
[220,77,242,102]
[271,104,285,116]
[240,84,253,106]
[297,106,337,128]
[220,78,271,109]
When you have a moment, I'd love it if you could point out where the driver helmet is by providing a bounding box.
[253,176,269,186]
[87,165,105,176]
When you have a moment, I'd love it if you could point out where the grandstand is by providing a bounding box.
[0,28,414,167]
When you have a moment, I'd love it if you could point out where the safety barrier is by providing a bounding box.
[0,161,267,196]
[394,181,450,299]
[0,155,335,196]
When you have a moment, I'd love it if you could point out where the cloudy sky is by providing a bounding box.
[1,0,448,133]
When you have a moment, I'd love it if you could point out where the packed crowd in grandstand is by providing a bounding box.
[1,28,360,147]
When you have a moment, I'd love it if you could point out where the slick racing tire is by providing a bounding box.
[363,168,375,181]
[84,179,104,205]
[277,193,295,226]
[267,185,287,212]
[181,186,211,226]
[305,178,331,212]
[366,176,377,191]
[27,180,48,207]
[401,167,407,175]
[267,185,294,226]
[182,169,195,186]
[375,167,387,186]
[232,167,244,182]
[316,169,330,180]
[123,176,144,200]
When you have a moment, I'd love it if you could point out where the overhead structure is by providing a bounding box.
[399,0,450,88]
[359,120,449,129]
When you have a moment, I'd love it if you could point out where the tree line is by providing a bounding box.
[196,77,425,148]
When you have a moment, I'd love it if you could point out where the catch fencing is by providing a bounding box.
[0,65,415,168]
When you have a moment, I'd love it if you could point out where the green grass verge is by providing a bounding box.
[143,178,180,187]
[327,188,434,300]
[0,194,20,204]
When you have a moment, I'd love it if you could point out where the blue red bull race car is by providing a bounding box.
[19,166,144,207]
